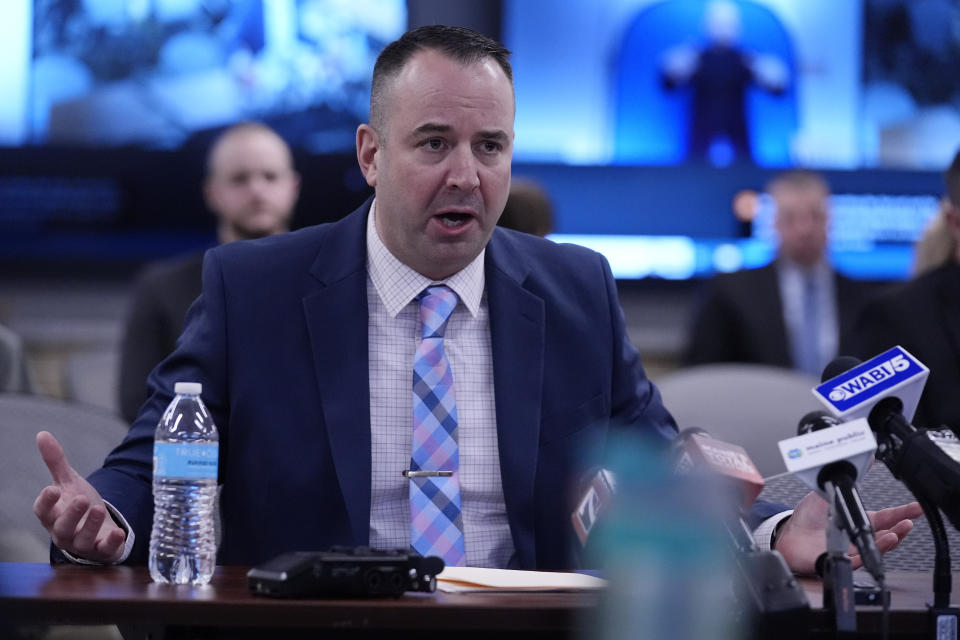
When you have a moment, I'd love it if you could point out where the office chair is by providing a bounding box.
[0,393,127,562]
[655,363,821,477]
[0,323,34,394]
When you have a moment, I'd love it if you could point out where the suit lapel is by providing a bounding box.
[302,202,372,545]
[485,231,545,568]
[759,263,792,366]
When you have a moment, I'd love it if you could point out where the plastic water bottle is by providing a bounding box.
[149,382,219,585]
[591,433,742,640]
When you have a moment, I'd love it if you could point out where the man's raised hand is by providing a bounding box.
[33,431,125,563]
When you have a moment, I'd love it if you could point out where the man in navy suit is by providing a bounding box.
[684,170,871,376]
[33,26,919,573]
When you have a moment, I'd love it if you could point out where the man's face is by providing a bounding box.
[204,130,300,242]
[357,49,514,280]
[774,184,829,267]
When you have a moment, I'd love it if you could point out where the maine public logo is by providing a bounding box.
[826,354,910,402]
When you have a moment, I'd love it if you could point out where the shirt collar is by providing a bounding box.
[777,256,831,281]
[366,199,485,318]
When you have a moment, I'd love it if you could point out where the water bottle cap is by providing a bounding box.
[174,382,202,396]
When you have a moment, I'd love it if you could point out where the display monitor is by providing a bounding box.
[505,0,955,279]
[0,0,404,268]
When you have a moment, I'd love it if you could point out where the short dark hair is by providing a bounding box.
[369,25,513,132]
[206,121,291,179]
[766,169,829,197]
[946,148,960,206]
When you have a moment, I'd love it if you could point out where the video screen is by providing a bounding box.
[0,0,953,280]
[504,0,953,279]
[862,0,960,169]
[506,0,960,170]
[1,0,406,152]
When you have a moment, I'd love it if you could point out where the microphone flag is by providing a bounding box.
[777,418,876,496]
[813,346,928,423]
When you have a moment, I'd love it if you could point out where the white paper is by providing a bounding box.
[436,566,607,593]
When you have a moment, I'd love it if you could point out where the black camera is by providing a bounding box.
[247,546,445,598]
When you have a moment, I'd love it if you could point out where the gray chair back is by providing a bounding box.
[0,393,127,561]
[0,324,33,393]
[656,364,821,477]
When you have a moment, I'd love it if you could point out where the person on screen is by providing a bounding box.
[33,26,919,575]
[117,122,300,423]
[849,149,960,431]
[684,170,871,376]
[660,0,789,165]
[496,179,554,237]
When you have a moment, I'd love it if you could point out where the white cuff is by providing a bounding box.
[56,500,136,565]
[752,510,793,552]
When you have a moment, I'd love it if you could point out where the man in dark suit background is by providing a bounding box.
[685,170,869,376]
[117,122,300,423]
[850,149,960,431]
[33,27,918,575]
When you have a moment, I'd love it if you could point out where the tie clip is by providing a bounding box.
[402,470,453,478]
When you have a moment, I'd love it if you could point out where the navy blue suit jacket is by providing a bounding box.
[91,199,779,570]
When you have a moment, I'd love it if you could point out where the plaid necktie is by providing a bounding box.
[409,285,466,565]
[794,272,821,376]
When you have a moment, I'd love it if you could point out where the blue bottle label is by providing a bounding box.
[153,443,219,479]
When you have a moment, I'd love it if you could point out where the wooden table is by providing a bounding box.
[0,562,955,639]
[0,562,594,639]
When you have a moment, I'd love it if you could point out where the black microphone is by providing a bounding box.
[673,428,810,625]
[796,410,884,583]
[820,356,960,530]
[821,356,862,383]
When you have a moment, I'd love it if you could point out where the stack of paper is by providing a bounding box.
[436,566,607,593]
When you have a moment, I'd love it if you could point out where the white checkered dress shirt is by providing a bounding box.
[365,202,515,568]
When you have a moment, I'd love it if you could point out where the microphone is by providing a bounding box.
[673,428,810,623]
[672,427,764,553]
[815,352,960,530]
[571,468,616,547]
[792,411,884,583]
[813,346,928,424]
[672,427,765,508]
[797,410,841,435]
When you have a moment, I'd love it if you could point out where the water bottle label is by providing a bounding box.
[153,443,219,479]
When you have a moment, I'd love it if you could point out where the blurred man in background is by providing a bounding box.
[684,170,869,376]
[496,179,554,237]
[851,149,960,431]
[117,122,300,423]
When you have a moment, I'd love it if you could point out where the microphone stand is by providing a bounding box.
[874,423,959,638]
[916,496,960,639]
[821,481,857,634]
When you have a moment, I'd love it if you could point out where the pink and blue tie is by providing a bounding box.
[409,285,466,566]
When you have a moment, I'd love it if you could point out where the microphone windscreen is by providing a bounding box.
[797,410,841,435]
[821,356,862,383]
